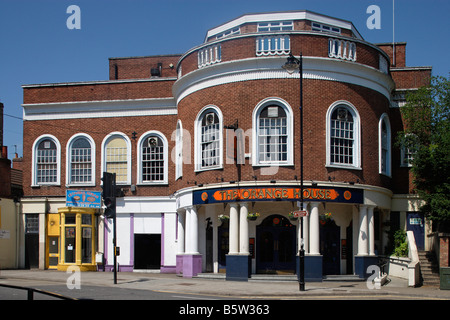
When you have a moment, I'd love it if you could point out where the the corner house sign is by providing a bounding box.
[193,186,363,205]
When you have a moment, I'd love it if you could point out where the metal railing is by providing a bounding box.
[0,283,77,300]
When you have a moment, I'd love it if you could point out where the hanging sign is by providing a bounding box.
[293,210,309,218]
[66,190,102,208]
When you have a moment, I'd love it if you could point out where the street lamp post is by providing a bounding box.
[283,53,305,291]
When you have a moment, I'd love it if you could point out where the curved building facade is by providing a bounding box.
[21,11,431,280]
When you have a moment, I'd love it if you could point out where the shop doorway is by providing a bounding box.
[218,222,229,271]
[320,220,340,275]
[256,215,296,274]
[25,214,39,269]
[134,234,161,269]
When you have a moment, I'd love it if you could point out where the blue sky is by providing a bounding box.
[0,0,449,158]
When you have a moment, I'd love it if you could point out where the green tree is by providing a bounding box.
[398,75,450,231]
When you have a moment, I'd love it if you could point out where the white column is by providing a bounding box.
[177,210,185,254]
[309,202,320,255]
[185,207,191,253]
[367,206,375,256]
[212,210,219,273]
[239,202,249,255]
[352,206,359,271]
[358,205,368,256]
[190,206,199,254]
[228,203,239,255]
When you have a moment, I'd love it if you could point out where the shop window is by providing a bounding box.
[64,214,76,264]
[137,131,168,184]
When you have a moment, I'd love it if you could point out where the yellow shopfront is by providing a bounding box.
[46,207,97,271]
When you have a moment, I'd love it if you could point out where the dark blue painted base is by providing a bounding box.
[355,255,379,279]
[297,255,323,282]
[226,255,251,281]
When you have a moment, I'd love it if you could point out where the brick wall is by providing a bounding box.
[23,80,175,104]
[175,78,396,192]
[109,55,181,80]
[23,113,178,198]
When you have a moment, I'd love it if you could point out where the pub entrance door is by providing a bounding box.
[256,215,296,274]
[320,220,340,275]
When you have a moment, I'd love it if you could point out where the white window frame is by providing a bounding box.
[216,27,240,39]
[31,134,61,186]
[312,22,341,34]
[258,21,293,32]
[252,98,294,167]
[66,133,96,187]
[379,113,392,176]
[137,131,168,185]
[194,106,223,172]
[326,101,361,169]
[400,134,416,168]
[101,132,132,185]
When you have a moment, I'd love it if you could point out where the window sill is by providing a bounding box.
[326,164,362,171]
[194,166,223,173]
[31,184,61,188]
[252,162,294,167]
[66,183,96,188]
[137,182,169,186]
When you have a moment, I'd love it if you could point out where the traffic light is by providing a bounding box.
[101,172,116,218]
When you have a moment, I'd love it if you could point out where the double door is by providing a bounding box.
[256,216,296,273]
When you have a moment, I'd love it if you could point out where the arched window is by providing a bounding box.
[195,106,223,171]
[32,134,61,185]
[102,132,131,185]
[138,131,168,184]
[67,134,95,185]
[252,98,293,166]
[379,113,391,176]
[326,101,360,168]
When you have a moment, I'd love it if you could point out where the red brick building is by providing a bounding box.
[21,11,431,280]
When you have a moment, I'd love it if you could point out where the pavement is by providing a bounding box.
[0,269,449,300]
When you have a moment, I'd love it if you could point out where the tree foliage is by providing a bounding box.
[398,75,450,229]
